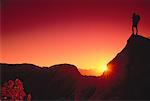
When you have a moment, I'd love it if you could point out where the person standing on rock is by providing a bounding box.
[132,13,140,35]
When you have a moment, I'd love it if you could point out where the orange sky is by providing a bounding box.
[1,0,150,76]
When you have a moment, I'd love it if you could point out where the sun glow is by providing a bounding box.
[92,64,108,76]
[101,65,108,72]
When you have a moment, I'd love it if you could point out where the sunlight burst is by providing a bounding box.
[101,64,108,72]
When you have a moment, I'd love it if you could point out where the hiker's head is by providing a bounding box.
[133,13,136,16]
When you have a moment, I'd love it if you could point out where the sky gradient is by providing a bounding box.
[1,0,150,76]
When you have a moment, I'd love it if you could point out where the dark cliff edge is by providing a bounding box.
[1,34,150,100]
[103,34,150,99]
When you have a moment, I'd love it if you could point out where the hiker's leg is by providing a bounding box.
[132,26,134,34]
[136,26,138,35]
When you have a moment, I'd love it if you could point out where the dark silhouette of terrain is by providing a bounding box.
[91,34,150,99]
[1,34,150,100]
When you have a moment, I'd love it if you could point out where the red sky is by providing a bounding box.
[1,0,150,76]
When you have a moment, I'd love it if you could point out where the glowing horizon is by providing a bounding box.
[1,0,150,76]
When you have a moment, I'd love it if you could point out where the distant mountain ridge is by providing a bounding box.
[0,63,82,99]
[1,34,150,100]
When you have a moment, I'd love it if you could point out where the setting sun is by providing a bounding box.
[101,65,108,72]
[89,63,108,76]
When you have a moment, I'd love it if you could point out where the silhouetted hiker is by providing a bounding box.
[132,13,140,35]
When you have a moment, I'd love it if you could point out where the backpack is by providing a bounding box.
[136,15,140,22]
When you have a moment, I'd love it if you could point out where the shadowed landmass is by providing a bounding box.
[1,34,150,100]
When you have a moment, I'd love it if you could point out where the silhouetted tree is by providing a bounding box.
[1,79,27,100]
